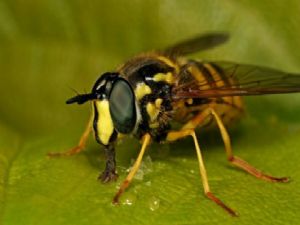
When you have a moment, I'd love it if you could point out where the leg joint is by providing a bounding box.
[166,129,195,142]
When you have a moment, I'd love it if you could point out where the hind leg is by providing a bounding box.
[167,129,237,216]
[183,107,289,182]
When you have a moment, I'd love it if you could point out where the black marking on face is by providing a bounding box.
[93,101,101,144]
[92,72,119,100]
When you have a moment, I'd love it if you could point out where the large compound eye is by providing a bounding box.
[109,79,136,134]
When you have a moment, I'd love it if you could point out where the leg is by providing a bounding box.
[208,108,289,183]
[167,129,238,216]
[113,133,151,204]
[99,143,118,183]
[48,115,93,157]
[184,107,289,182]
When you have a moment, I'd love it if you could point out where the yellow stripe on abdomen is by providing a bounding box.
[187,64,211,90]
[203,63,225,88]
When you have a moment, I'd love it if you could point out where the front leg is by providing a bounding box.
[113,133,151,204]
[99,143,118,183]
[48,114,93,157]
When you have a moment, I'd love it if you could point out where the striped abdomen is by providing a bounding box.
[173,60,244,127]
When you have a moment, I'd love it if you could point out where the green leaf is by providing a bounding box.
[1,1,300,224]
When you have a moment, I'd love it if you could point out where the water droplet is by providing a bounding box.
[134,168,144,180]
[149,196,160,211]
[122,193,136,206]
[127,155,153,181]
[115,182,121,190]
[118,166,127,173]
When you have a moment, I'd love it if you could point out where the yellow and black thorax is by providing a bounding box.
[117,54,178,142]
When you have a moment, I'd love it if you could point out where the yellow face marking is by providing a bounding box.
[135,83,152,100]
[94,100,114,145]
[157,56,179,73]
[153,72,175,84]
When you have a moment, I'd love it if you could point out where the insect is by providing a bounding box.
[48,33,300,216]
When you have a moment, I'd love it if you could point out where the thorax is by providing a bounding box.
[118,54,177,141]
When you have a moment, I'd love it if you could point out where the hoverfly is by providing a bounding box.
[48,33,300,216]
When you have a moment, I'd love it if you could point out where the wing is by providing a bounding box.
[173,61,300,99]
[162,33,229,56]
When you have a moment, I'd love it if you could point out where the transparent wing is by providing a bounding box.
[162,33,229,56]
[173,61,300,99]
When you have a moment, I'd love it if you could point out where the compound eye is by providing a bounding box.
[109,79,136,134]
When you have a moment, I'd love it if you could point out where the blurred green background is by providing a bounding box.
[1,1,300,225]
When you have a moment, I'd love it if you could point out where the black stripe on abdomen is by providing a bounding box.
[194,61,217,88]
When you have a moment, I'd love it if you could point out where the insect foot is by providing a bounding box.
[99,170,119,183]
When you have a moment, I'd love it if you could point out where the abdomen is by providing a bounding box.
[172,60,244,127]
